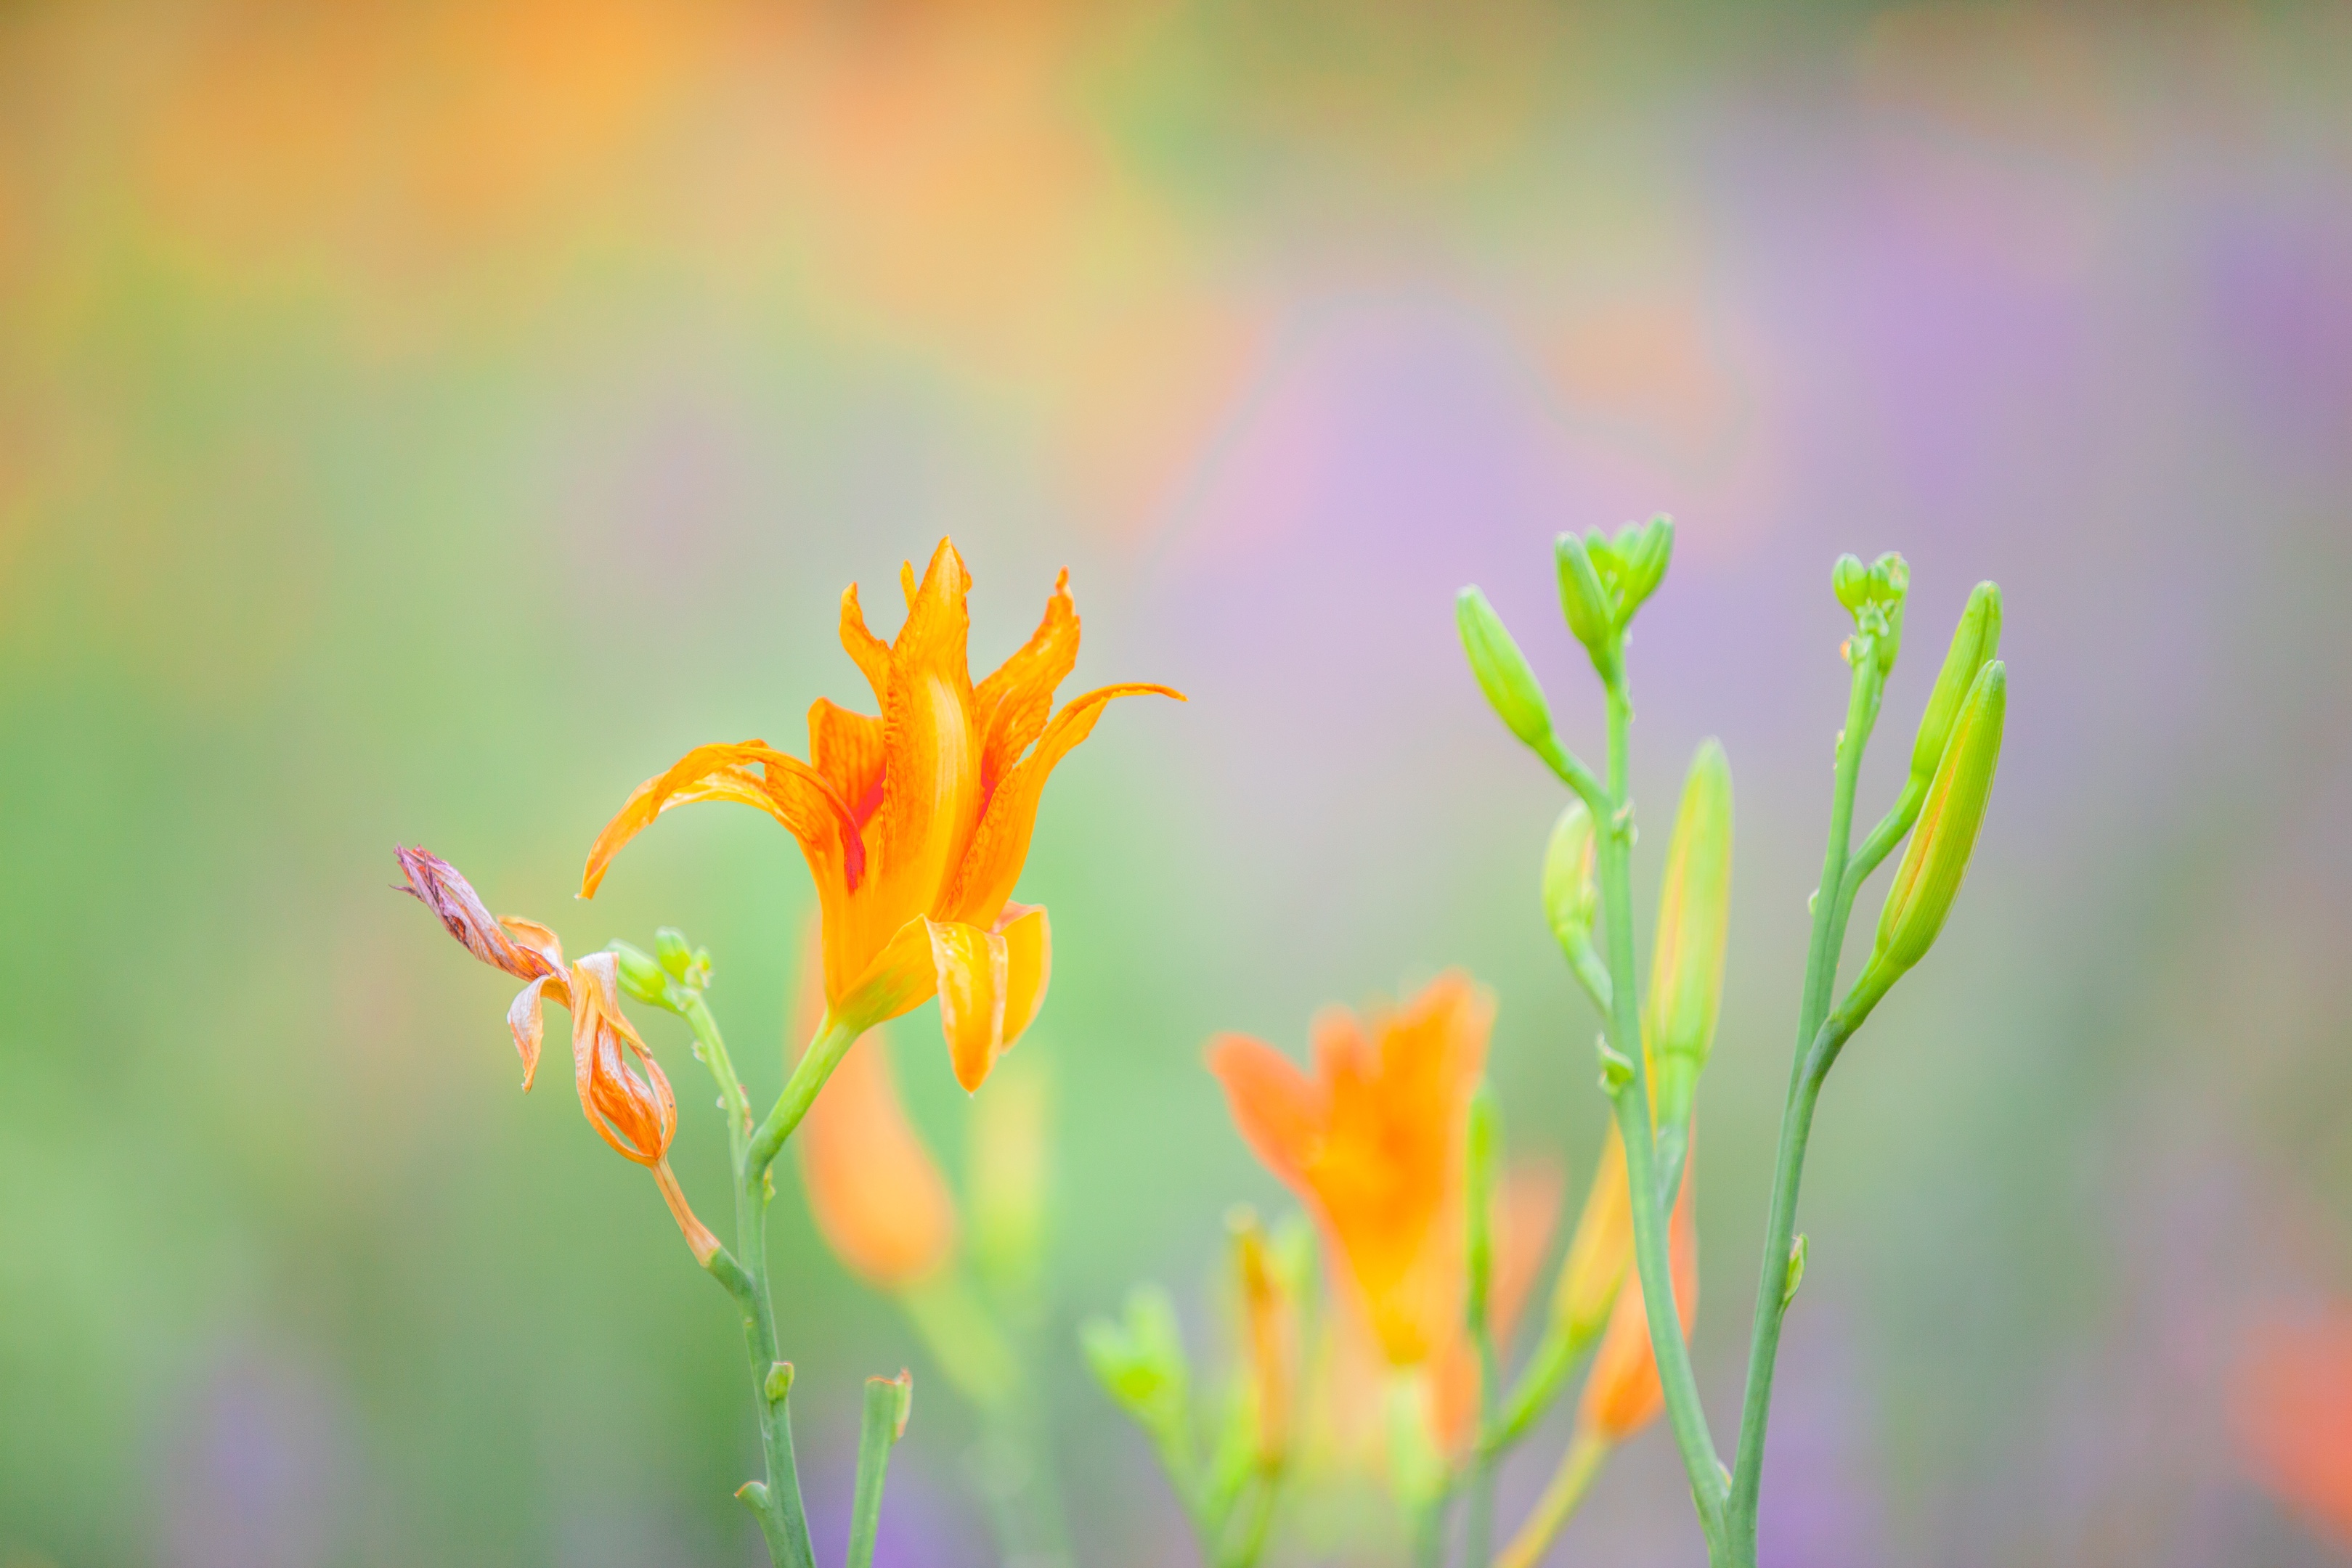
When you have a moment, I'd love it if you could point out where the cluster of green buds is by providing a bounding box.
[1558,516,1674,683]
[1832,550,1908,674]
[607,926,714,1016]
[1081,1213,1312,1568]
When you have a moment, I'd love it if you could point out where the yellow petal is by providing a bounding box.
[993,903,1051,1051]
[927,918,1009,1092]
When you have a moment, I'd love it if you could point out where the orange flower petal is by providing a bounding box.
[943,682,1185,926]
[972,568,1080,801]
[1578,1158,1698,1442]
[809,698,887,829]
[839,583,892,707]
[866,541,981,943]
[1205,1034,1327,1186]
[994,902,1051,1051]
[833,915,941,1035]
[578,740,864,899]
[927,917,1010,1092]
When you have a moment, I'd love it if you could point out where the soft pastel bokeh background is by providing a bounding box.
[4,2,2351,1564]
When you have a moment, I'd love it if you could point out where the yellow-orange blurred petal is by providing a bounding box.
[1206,1034,1327,1186]
[943,681,1186,926]
[579,740,864,899]
[994,902,1051,1051]
[1208,973,1491,1370]
[798,1024,959,1288]
[2230,1309,2352,1547]
[1553,1119,1635,1345]
[1578,1161,1698,1443]
[972,568,1079,799]
[928,918,1009,1092]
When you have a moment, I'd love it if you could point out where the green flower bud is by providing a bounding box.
[1555,531,1619,676]
[1832,553,1871,610]
[1608,515,1674,619]
[1868,661,2006,986]
[1645,740,1734,1133]
[1542,800,1600,950]
[1457,587,1555,752]
[655,927,694,979]
[1081,1284,1192,1436]
[1908,581,2003,792]
[607,940,674,1010]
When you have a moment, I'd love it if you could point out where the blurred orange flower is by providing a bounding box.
[790,925,957,1290]
[1576,1156,1698,1444]
[2230,1308,2352,1547]
[396,846,719,1262]
[581,539,1180,1090]
[1206,972,1494,1369]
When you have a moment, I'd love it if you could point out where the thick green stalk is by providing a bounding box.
[747,1016,862,1180]
[1595,679,1727,1543]
[846,1376,908,1568]
[1725,653,1883,1555]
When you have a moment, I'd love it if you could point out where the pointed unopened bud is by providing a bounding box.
[1861,661,2006,998]
[608,941,673,1010]
[1908,582,2003,791]
[1555,532,1619,678]
[1229,1206,1297,1468]
[1646,742,1734,1135]
[1457,587,1556,752]
[1081,1285,1192,1435]
[1542,801,1600,950]
[1608,515,1674,621]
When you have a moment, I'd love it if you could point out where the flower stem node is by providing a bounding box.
[765,1360,795,1405]
[1597,1037,1635,1095]
[1781,1236,1807,1311]
[1457,587,1558,753]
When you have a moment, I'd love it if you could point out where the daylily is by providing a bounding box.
[581,539,1181,1091]
[397,846,720,1262]
[789,924,958,1289]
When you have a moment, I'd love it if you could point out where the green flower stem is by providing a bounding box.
[1215,1474,1282,1568]
[1595,676,1728,1544]
[1482,1316,1599,1458]
[1465,1279,1501,1568]
[682,992,754,1147]
[1725,650,1885,1557]
[747,1016,861,1180]
[846,1376,908,1568]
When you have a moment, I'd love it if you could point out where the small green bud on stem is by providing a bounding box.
[1457,587,1558,753]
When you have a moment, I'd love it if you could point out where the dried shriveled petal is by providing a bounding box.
[396,847,558,981]
[568,952,676,1167]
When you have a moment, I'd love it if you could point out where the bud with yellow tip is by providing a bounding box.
[1646,741,1734,1138]
[1847,661,2007,1019]
[1908,582,2003,793]
[1550,1119,1634,1351]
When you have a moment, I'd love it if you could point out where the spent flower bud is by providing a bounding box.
[1908,582,2003,792]
[1457,587,1556,752]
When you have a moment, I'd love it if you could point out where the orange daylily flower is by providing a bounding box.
[790,923,958,1289]
[1576,1153,1698,1444]
[580,539,1181,1091]
[397,846,720,1263]
[1207,971,1494,1369]
[2230,1307,2352,1547]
